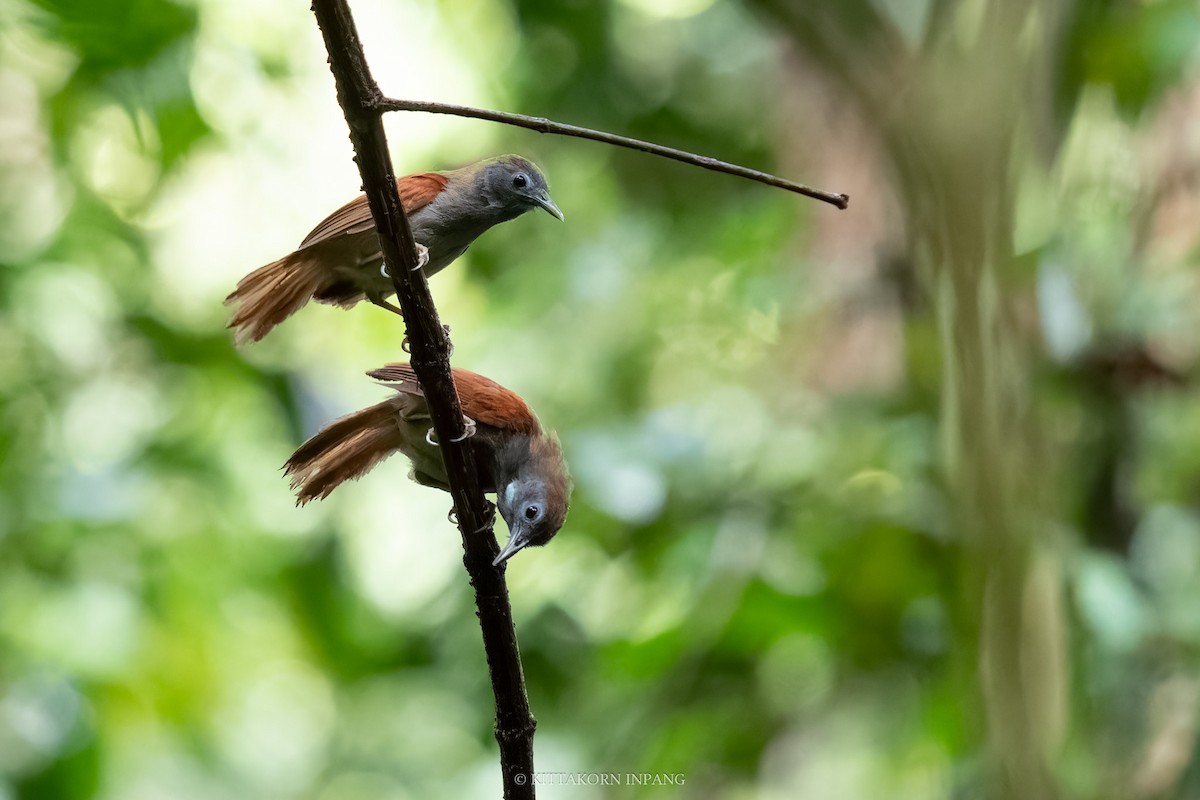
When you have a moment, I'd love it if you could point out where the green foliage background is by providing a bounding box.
[2,0,1200,798]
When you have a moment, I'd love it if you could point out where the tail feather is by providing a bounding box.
[225,249,337,344]
[366,363,419,386]
[284,400,401,505]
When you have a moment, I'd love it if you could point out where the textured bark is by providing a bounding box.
[309,2,536,796]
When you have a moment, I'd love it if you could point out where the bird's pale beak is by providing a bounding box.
[536,194,564,221]
[493,528,532,566]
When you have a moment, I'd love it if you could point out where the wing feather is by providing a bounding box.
[367,363,539,435]
[299,172,449,248]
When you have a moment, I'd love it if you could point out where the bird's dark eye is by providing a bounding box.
[524,504,540,521]
[512,173,528,189]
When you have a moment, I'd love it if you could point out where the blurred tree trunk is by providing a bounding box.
[752,2,1068,797]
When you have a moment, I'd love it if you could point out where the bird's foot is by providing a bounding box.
[479,500,497,530]
[410,243,430,272]
[448,501,496,531]
[449,416,476,443]
[398,331,449,355]
[424,416,477,447]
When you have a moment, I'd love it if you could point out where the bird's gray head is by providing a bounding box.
[492,434,570,566]
[478,155,564,223]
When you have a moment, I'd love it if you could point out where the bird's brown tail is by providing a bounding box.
[225,249,348,344]
[284,400,401,505]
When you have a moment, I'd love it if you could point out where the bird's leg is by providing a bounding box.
[409,469,447,490]
[370,297,406,317]
[366,274,405,317]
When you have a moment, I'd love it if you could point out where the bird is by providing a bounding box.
[284,362,570,565]
[225,155,563,344]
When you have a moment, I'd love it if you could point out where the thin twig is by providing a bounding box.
[309,1,537,797]
[376,97,850,209]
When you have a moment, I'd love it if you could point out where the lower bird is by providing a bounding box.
[284,363,570,565]
[226,155,563,344]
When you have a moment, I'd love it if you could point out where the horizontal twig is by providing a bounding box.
[375,97,850,209]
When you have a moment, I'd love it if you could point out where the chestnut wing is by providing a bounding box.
[368,363,539,436]
[299,172,450,248]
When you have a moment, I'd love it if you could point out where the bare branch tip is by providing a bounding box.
[379,96,847,206]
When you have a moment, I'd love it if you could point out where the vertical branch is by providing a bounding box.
[308,1,537,796]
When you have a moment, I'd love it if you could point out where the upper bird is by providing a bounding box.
[284,362,570,566]
[225,154,562,344]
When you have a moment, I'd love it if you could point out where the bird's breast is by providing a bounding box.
[408,205,499,276]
